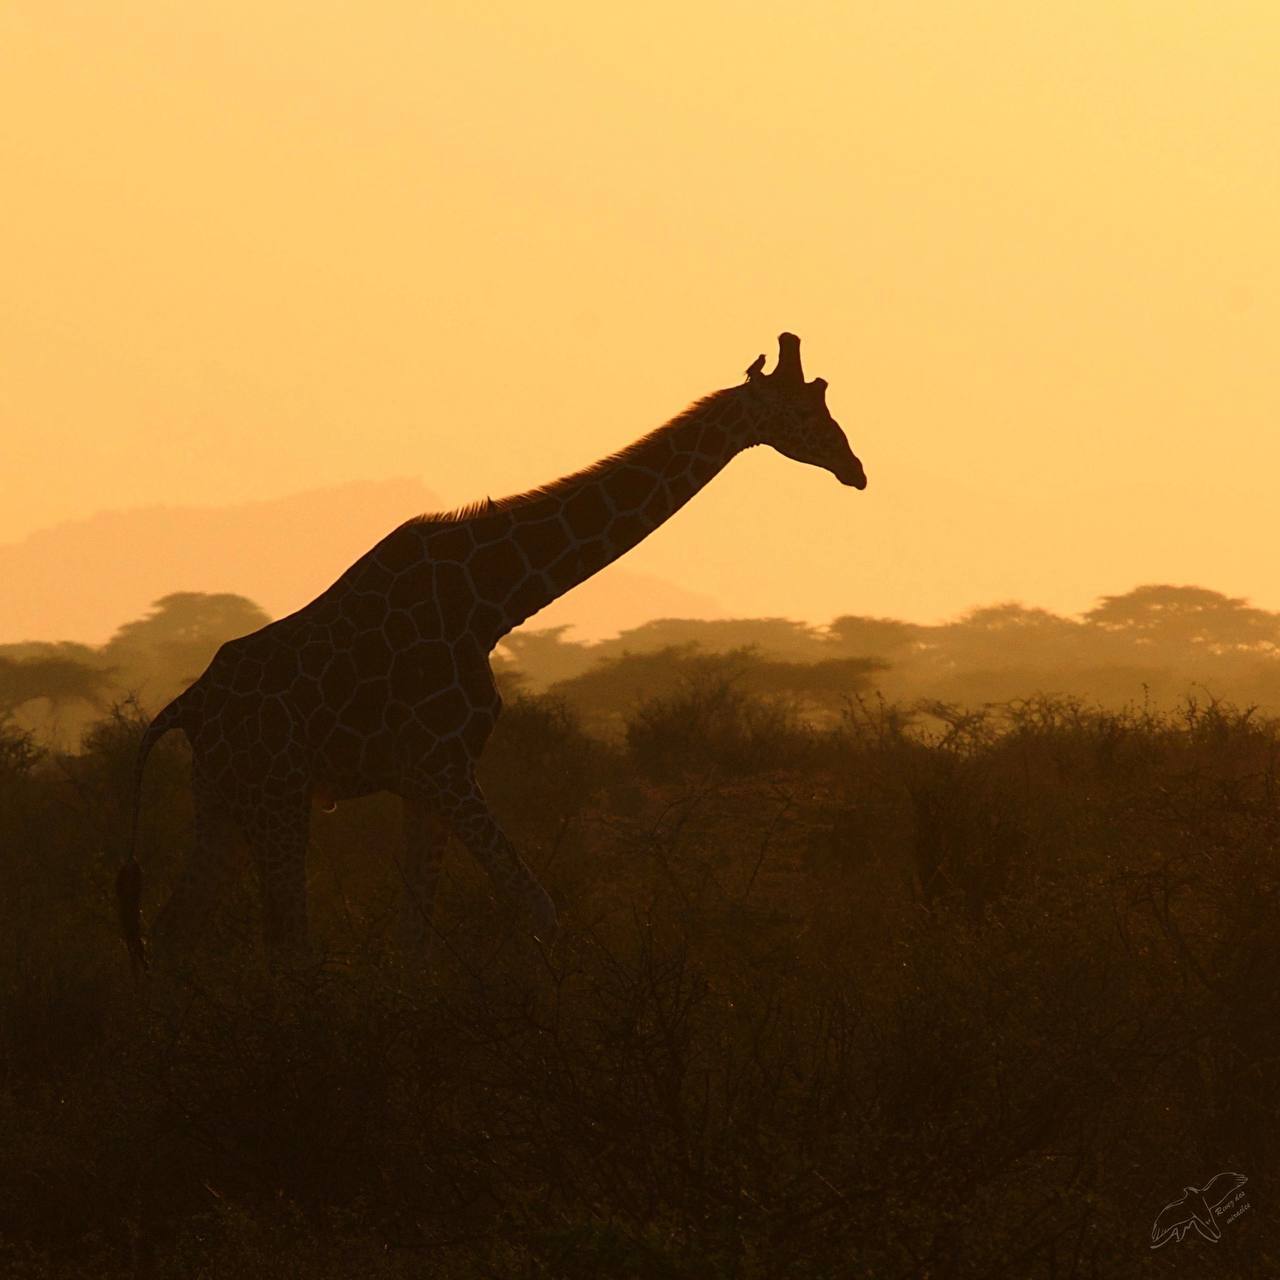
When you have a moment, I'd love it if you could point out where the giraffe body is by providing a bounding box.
[118,334,866,969]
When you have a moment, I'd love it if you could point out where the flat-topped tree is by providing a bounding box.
[116,333,867,969]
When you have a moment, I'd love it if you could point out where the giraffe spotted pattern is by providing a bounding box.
[116,333,866,970]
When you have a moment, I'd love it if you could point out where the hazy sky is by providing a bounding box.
[3,2,1278,633]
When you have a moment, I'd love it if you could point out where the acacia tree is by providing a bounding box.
[103,592,271,698]
[1083,585,1280,653]
[497,625,593,690]
[595,616,826,662]
[0,655,117,718]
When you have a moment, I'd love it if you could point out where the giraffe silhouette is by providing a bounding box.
[115,333,866,970]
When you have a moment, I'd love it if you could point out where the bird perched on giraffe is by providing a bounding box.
[116,332,867,970]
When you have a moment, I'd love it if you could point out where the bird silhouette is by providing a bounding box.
[1150,1172,1247,1247]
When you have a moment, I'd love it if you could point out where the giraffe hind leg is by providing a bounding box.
[150,764,243,972]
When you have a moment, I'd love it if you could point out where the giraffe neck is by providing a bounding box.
[468,387,757,646]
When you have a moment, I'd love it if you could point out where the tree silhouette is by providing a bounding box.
[825,614,925,660]
[0,655,116,717]
[548,644,884,733]
[1083,585,1280,652]
[594,617,826,662]
[497,625,593,689]
[103,592,272,694]
[500,617,835,692]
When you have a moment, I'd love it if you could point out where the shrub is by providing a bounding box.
[0,693,1277,1276]
[625,664,810,783]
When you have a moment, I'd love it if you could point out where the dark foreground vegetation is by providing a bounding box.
[0,673,1276,1277]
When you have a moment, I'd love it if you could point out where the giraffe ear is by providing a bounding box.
[809,376,828,402]
[745,353,767,381]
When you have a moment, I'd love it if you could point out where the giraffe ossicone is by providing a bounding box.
[115,333,866,970]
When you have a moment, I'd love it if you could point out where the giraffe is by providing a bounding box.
[115,333,866,971]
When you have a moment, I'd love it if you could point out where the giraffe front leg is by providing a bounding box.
[397,796,450,950]
[426,766,558,943]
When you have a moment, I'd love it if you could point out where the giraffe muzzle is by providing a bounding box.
[836,459,867,489]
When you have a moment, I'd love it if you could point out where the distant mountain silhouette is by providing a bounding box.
[0,480,441,645]
[0,480,724,645]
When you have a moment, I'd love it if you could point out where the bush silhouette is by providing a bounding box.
[624,662,807,782]
[5,589,1280,1274]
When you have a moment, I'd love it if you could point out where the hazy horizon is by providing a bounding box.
[4,2,1278,636]
[12,478,1280,652]
[0,479,727,647]
[10,473,1280,649]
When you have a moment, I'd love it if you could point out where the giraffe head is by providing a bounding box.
[742,333,866,489]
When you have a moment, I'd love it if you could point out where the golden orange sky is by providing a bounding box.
[3,2,1278,638]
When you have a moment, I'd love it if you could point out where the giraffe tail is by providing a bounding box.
[116,694,189,974]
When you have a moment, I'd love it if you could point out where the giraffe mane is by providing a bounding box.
[410,390,730,526]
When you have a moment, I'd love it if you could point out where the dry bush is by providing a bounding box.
[625,665,814,784]
[0,695,1276,1276]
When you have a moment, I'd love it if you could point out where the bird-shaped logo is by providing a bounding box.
[1150,1172,1248,1247]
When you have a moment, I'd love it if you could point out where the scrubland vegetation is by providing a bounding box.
[0,642,1276,1274]
[10,582,1280,748]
